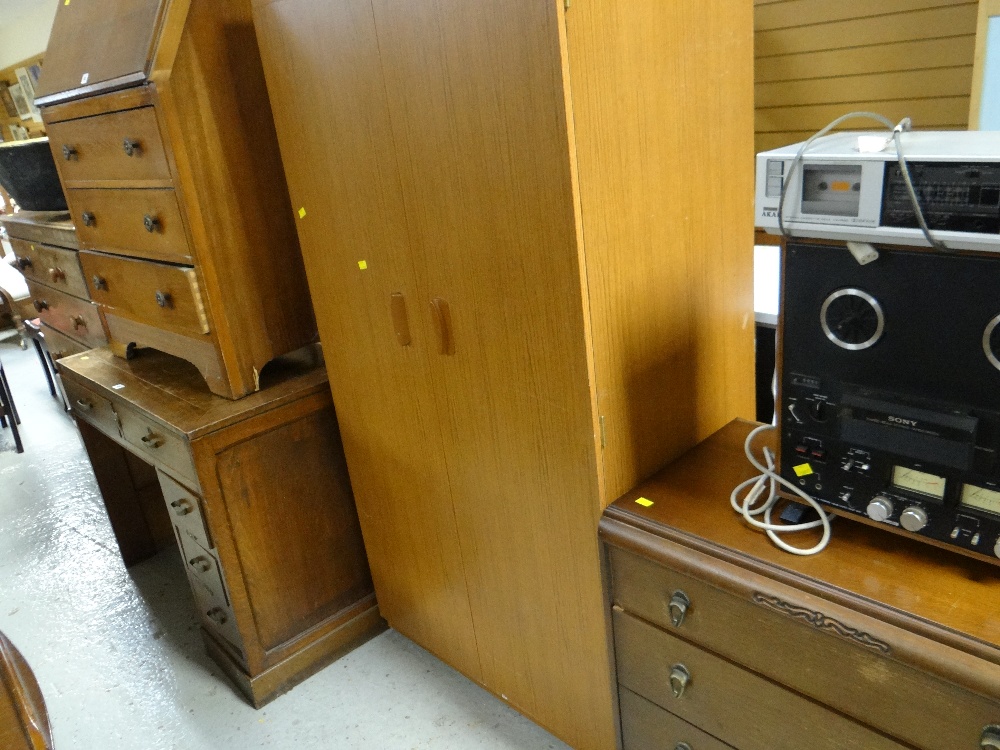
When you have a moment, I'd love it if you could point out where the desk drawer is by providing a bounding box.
[621,687,734,750]
[47,107,171,186]
[64,378,119,437]
[176,532,243,654]
[80,251,210,338]
[116,405,197,487]
[9,238,89,299]
[25,280,106,348]
[42,325,89,360]
[157,471,210,550]
[609,545,1000,750]
[614,609,906,750]
[69,188,192,264]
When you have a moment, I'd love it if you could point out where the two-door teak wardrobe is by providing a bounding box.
[250,0,754,746]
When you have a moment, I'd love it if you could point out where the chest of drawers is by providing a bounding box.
[602,420,1000,750]
[35,0,315,399]
[0,210,100,358]
[59,347,384,706]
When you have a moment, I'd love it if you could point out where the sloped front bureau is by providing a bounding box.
[36,0,315,399]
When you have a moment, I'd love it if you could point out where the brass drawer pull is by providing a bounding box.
[49,267,66,283]
[74,399,93,412]
[14,257,31,271]
[123,138,142,157]
[430,297,455,355]
[81,211,96,227]
[206,607,228,625]
[71,315,87,331]
[170,498,193,516]
[92,275,108,292]
[140,429,165,449]
[188,556,212,574]
[143,214,161,233]
[33,299,49,312]
[982,725,1000,749]
[62,144,78,161]
[155,290,173,309]
[675,744,692,750]
[668,590,691,627]
[669,664,691,699]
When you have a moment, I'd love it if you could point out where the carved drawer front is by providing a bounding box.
[609,545,1000,750]
[115,405,197,488]
[42,325,89,360]
[620,687,735,750]
[63,377,119,437]
[68,188,192,264]
[80,251,210,338]
[614,609,907,750]
[25,280,106,348]
[174,530,243,654]
[47,107,171,186]
[9,238,89,299]
[156,471,210,550]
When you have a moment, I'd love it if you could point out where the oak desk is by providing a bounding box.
[58,347,384,706]
[601,419,1000,750]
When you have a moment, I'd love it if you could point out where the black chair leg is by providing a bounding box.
[0,364,22,454]
[0,363,18,426]
[32,339,57,398]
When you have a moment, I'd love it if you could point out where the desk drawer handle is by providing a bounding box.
[71,315,87,331]
[140,430,164,449]
[188,556,212,574]
[143,214,161,233]
[155,290,173,309]
[206,607,228,626]
[123,138,142,157]
[62,145,78,161]
[982,726,1000,749]
[170,498,193,516]
[92,275,108,292]
[33,299,49,312]
[668,590,690,627]
[430,297,454,355]
[49,267,66,283]
[81,212,96,227]
[669,664,691,699]
[675,744,692,750]
[75,399,93,412]
[14,257,31,271]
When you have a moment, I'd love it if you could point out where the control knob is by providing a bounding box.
[994,538,1000,560]
[866,495,894,523]
[899,506,928,533]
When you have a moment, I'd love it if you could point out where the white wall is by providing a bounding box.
[0,0,59,70]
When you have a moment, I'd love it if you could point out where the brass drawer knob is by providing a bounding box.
[92,275,108,292]
[170,498,193,516]
[669,664,691,699]
[143,214,161,233]
[668,590,691,627]
[33,299,49,312]
[140,429,165,449]
[982,725,1000,749]
[155,290,173,309]
[71,315,87,331]
[188,556,212,574]
[206,607,228,625]
[123,138,142,157]
[62,144,77,161]
[49,267,66,283]
[81,211,96,227]
[14,256,31,271]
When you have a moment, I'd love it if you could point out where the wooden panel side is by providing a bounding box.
[566,0,756,500]
[155,0,316,392]
[251,0,482,682]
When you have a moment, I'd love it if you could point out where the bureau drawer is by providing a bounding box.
[614,609,906,750]
[175,531,243,653]
[68,188,192,264]
[63,378,120,437]
[80,251,210,338]
[115,405,197,487]
[25,280,106,348]
[9,238,89,299]
[47,107,171,186]
[156,471,211,550]
[620,687,734,750]
[609,545,1000,750]
[42,325,89,360]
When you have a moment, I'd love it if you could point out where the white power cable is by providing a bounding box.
[731,424,833,556]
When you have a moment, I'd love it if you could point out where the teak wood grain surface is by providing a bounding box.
[602,419,1000,750]
[0,631,53,750]
[252,0,755,747]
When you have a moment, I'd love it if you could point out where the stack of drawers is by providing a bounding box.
[35,0,315,399]
[1,210,105,358]
[602,421,1000,750]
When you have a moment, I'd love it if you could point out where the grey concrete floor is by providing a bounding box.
[0,338,571,750]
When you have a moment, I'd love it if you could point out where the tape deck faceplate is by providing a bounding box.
[780,240,1000,562]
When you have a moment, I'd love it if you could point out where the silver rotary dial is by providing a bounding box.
[866,495,894,523]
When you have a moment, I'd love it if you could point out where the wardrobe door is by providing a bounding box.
[251,0,481,683]
[369,2,615,748]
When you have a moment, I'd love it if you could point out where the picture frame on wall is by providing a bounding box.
[14,67,42,122]
[7,84,31,120]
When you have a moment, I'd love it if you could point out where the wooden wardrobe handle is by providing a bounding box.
[430,298,454,355]
[390,293,411,346]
